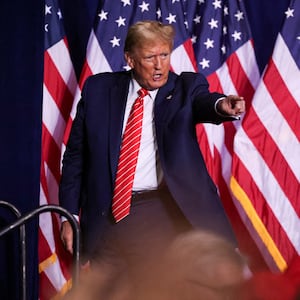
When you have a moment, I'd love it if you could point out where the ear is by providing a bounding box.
[124,52,134,69]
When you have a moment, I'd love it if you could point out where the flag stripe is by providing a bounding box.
[232,126,300,262]
[242,104,300,209]
[43,51,74,122]
[263,60,300,141]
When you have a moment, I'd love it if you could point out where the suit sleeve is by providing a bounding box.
[59,83,88,215]
[181,72,238,124]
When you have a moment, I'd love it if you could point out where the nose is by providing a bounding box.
[153,56,162,69]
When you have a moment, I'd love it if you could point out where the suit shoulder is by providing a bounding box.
[84,71,130,87]
[179,71,207,82]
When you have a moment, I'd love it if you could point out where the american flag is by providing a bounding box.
[231,0,300,272]
[40,0,299,298]
[39,0,78,298]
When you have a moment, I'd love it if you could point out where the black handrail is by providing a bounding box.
[0,200,26,300]
[0,204,81,300]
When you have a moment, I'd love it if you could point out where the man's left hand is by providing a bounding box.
[217,95,245,117]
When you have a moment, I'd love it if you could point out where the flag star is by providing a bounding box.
[285,7,294,18]
[193,15,201,24]
[232,30,242,41]
[223,26,227,35]
[234,10,244,21]
[139,1,150,12]
[297,36,300,40]
[98,10,108,21]
[221,45,226,54]
[191,35,197,44]
[199,58,210,69]
[184,20,189,29]
[204,38,214,49]
[224,6,229,16]
[157,8,162,19]
[45,24,49,32]
[57,9,62,19]
[45,5,51,15]
[124,65,131,71]
[166,13,176,24]
[115,16,126,27]
[172,0,180,3]
[121,0,131,6]
[208,18,218,29]
[198,0,205,4]
[110,36,121,47]
[212,0,222,9]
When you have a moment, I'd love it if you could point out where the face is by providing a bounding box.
[125,40,171,90]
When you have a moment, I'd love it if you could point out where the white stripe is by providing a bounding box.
[42,84,66,148]
[171,43,195,74]
[47,40,77,96]
[234,126,300,253]
[216,63,238,95]
[39,184,56,253]
[86,30,113,74]
[252,81,300,181]
[272,34,300,106]
[236,40,260,89]
[44,258,67,291]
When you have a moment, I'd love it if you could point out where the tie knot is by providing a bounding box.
[138,88,148,98]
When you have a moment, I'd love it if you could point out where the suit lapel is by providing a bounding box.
[154,72,177,128]
[109,73,131,180]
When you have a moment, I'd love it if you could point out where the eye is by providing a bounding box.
[160,53,169,60]
[144,55,154,62]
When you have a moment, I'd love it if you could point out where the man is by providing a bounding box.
[59,20,245,294]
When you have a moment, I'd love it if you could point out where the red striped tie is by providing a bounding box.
[112,88,148,222]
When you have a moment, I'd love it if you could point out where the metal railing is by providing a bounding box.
[0,202,81,300]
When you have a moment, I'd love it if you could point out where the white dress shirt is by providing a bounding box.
[124,79,163,191]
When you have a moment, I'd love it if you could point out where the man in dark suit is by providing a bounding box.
[59,20,245,295]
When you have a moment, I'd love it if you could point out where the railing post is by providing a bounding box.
[0,201,26,300]
[0,204,81,299]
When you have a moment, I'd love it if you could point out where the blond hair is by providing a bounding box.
[124,20,175,53]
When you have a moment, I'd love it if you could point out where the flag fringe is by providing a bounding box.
[230,175,287,272]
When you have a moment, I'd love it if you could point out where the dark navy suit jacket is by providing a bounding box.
[59,71,237,256]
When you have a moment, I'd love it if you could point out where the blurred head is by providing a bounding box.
[124,20,175,90]
[158,230,247,299]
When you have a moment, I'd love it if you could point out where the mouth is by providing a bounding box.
[153,73,163,81]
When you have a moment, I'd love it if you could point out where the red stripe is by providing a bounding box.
[207,72,223,94]
[39,167,72,283]
[213,147,268,272]
[264,59,300,141]
[39,271,58,300]
[38,228,54,262]
[41,124,62,183]
[232,155,296,263]
[79,60,93,90]
[44,51,74,122]
[242,106,300,215]
[183,39,198,71]
[226,52,256,108]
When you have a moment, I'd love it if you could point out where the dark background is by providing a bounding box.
[0,0,290,299]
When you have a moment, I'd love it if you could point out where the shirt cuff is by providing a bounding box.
[61,215,79,223]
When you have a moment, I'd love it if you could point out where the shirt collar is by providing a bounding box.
[131,78,158,100]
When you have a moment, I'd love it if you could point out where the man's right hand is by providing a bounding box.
[60,220,73,255]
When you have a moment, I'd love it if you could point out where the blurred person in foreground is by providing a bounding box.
[64,230,248,300]
[59,20,245,296]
